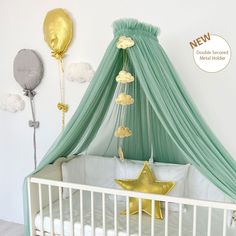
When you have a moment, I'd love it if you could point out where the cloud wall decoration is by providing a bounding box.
[65,62,95,83]
[0,94,25,113]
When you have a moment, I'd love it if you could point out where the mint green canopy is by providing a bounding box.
[24,19,236,235]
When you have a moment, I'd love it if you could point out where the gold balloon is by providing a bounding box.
[115,162,175,219]
[43,8,73,60]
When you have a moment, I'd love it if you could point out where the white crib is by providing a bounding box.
[27,155,236,236]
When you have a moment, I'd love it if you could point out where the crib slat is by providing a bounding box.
[48,185,54,236]
[102,193,106,236]
[69,188,74,236]
[114,194,118,236]
[38,184,43,236]
[126,196,130,236]
[91,191,95,236]
[80,190,84,236]
[138,198,142,236]
[58,186,64,236]
[223,209,227,236]
[193,205,197,236]
[151,200,155,236]
[207,207,212,236]
[165,201,169,236]
[179,203,183,236]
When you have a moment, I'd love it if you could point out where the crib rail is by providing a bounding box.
[28,177,236,236]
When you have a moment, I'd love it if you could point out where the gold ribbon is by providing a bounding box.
[52,52,64,60]
[57,102,68,112]
[57,102,68,129]
[118,147,125,161]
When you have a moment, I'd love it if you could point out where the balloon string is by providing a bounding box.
[62,110,65,129]
[58,58,67,129]
[29,95,37,170]
[59,58,65,104]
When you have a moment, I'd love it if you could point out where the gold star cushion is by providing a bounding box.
[115,162,175,219]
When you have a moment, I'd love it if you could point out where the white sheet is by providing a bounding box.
[35,190,236,236]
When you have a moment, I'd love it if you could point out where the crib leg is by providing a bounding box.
[27,178,35,236]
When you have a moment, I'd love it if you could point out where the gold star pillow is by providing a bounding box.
[115,162,175,219]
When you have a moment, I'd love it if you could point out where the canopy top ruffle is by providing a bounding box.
[113,18,160,39]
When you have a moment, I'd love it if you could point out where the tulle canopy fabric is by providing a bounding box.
[24,19,236,235]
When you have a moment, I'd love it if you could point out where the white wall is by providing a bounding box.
[0,0,235,224]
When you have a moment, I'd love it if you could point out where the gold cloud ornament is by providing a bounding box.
[116,36,135,49]
[116,70,134,84]
[116,93,134,105]
[115,126,132,138]
[115,162,175,219]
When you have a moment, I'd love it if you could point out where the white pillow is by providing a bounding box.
[62,155,116,198]
[186,165,235,227]
[186,165,232,202]
[61,156,86,198]
[114,157,190,212]
[84,155,116,188]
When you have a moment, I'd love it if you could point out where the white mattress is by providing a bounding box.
[35,190,236,236]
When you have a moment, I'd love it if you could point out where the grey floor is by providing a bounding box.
[0,220,23,236]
